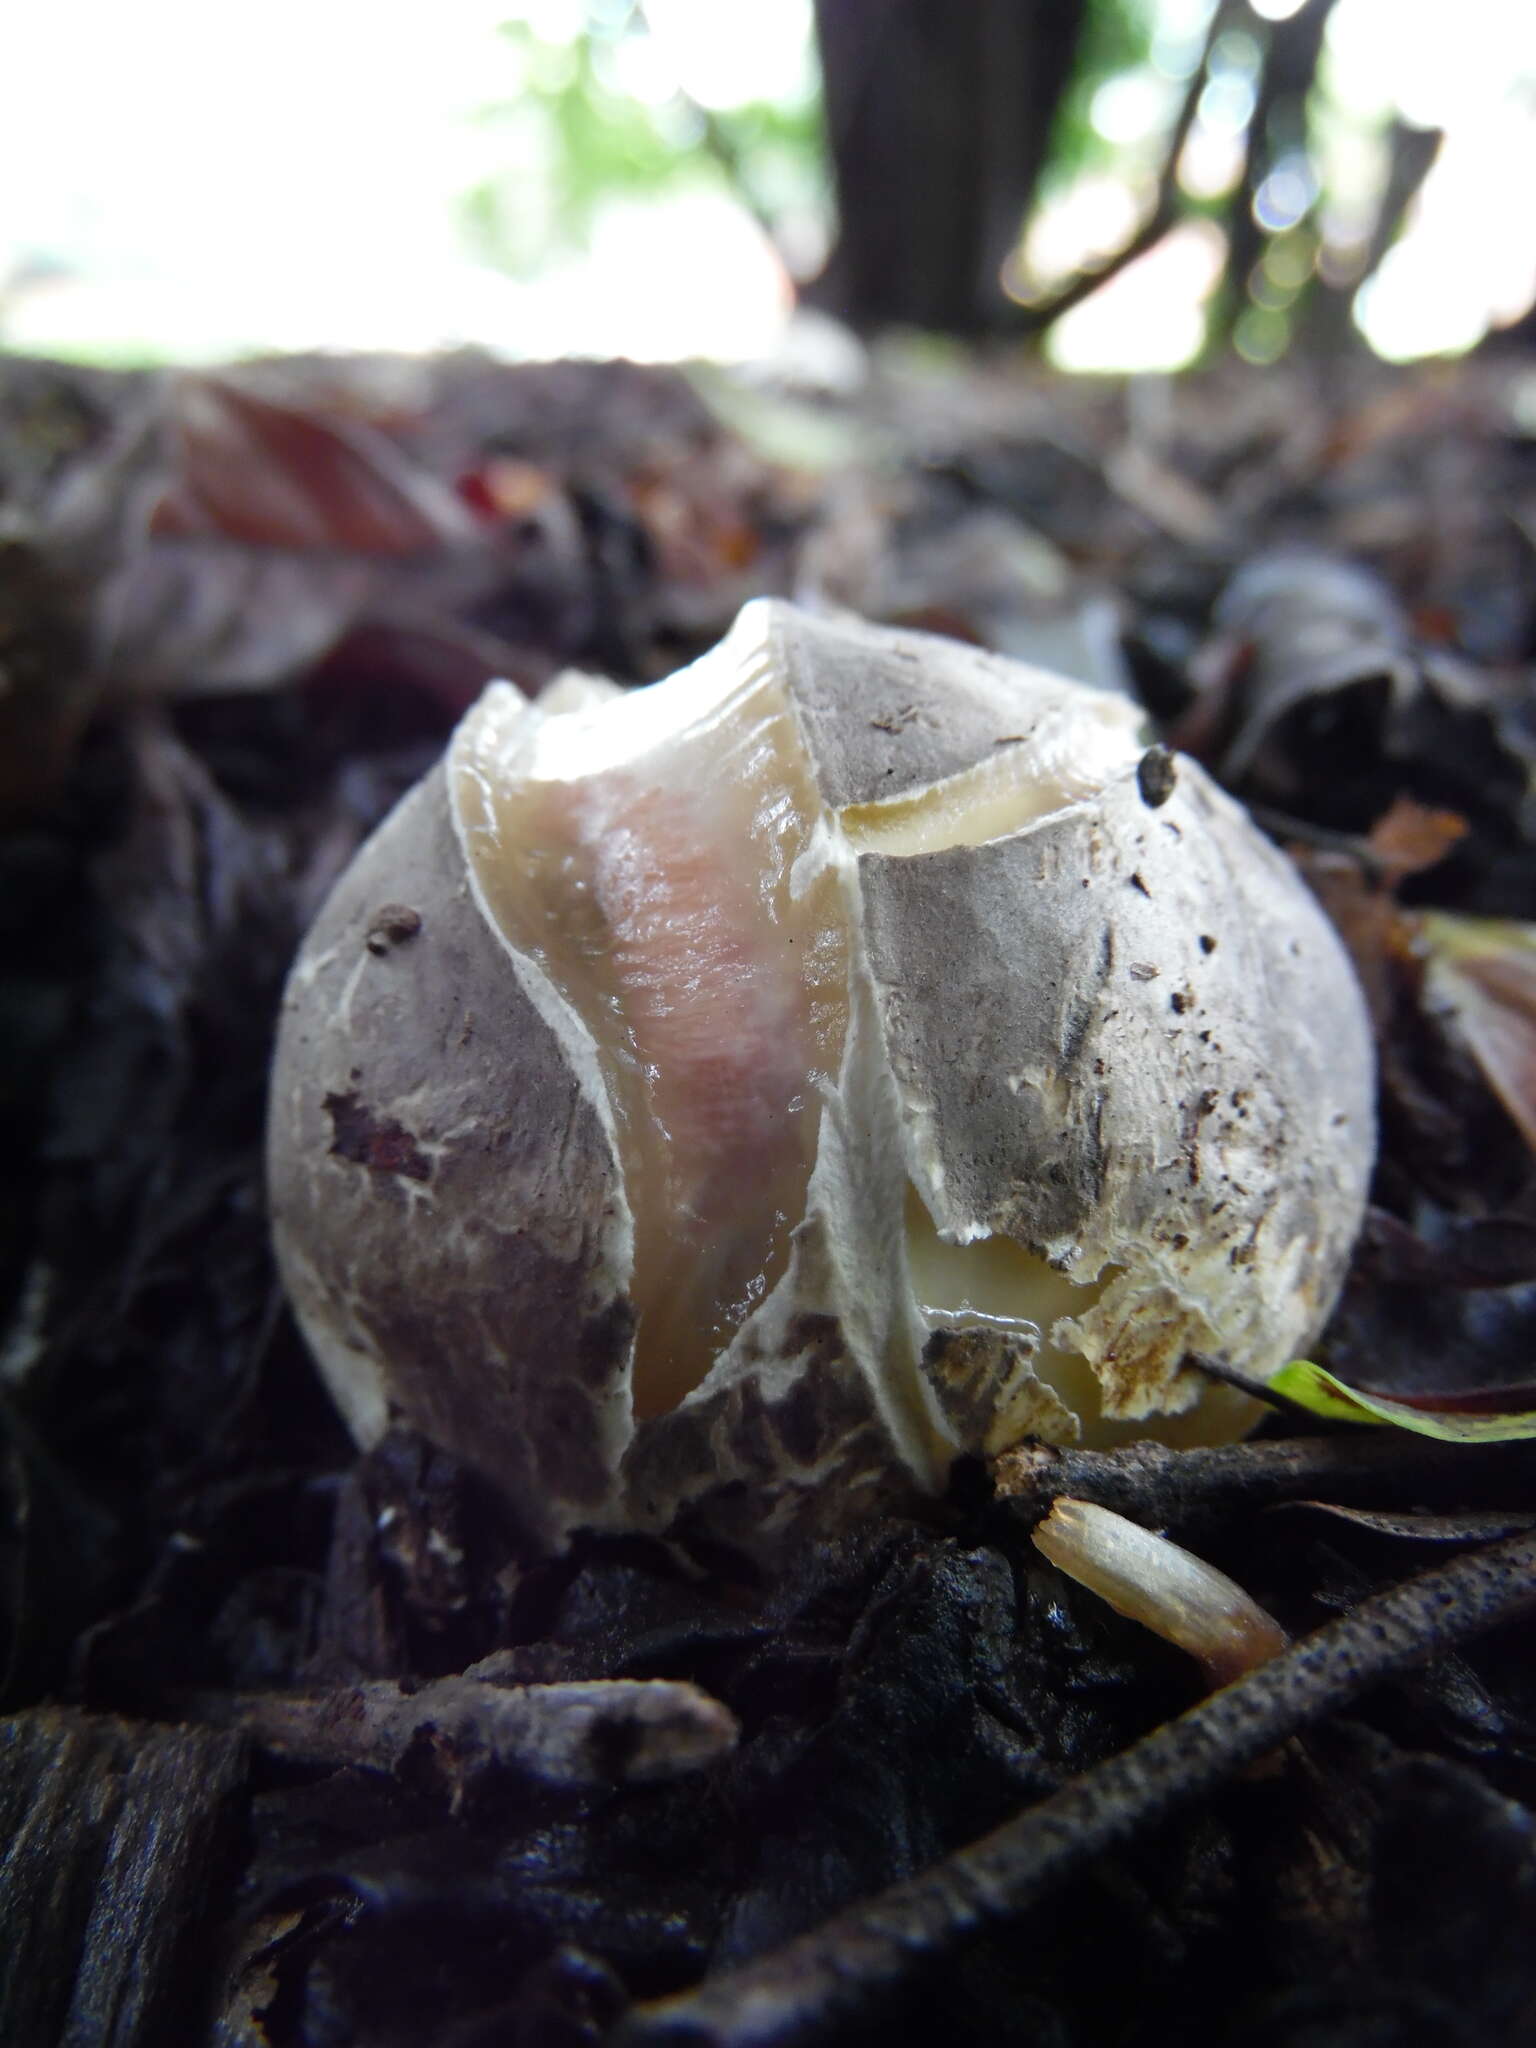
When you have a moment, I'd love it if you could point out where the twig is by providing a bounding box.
[614,1527,1536,2047]
[180,1676,738,1803]
[634,3,780,247]
[1356,118,1443,285]
[1215,0,1344,333]
[988,1431,1536,1532]
[1013,0,1236,335]
[1015,210,1178,336]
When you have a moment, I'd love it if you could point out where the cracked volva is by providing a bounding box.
[267,602,1375,1556]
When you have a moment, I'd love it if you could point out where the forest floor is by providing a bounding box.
[4,343,1536,2048]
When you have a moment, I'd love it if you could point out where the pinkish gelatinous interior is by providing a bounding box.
[452,658,854,1419]
[448,632,1259,1448]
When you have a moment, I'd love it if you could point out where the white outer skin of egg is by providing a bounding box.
[266,600,1376,1559]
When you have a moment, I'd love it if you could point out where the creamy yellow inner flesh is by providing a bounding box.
[902,1187,1114,1425]
[453,665,852,1419]
[904,1190,1263,1448]
[841,707,1136,857]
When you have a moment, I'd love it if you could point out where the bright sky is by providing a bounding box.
[0,0,1532,369]
[1332,0,1536,357]
[0,0,811,360]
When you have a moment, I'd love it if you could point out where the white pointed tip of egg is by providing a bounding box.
[1031,1497,1288,1687]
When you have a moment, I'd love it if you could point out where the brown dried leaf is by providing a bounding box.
[1365,795,1468,885]
[1422,914,1536,1157]
[158,373,480,555]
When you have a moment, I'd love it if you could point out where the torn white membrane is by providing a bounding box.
[450,602,1159,1452]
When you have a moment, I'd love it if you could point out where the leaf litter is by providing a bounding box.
[4,346,1536,2046]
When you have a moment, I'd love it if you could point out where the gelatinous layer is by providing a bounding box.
[450,631,1257,1453]
[902,1189,1263,1448]
[452,656,853,1418]
[840,697,1134,856]
[902,1186,1111,1430]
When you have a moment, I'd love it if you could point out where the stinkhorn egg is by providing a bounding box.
[267,601,1375,1556]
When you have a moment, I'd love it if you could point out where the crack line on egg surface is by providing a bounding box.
[837,715,1142,859]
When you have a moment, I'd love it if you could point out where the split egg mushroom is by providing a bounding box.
[267,601,1375,1557]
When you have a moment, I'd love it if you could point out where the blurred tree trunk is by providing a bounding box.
[1300,117,1442,355]
[1210,0,1338,346]
[809,0,1086,336]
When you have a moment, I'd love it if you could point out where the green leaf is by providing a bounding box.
[1268,1360,1536,1443]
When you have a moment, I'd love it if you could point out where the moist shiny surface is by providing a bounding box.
[903,1189,1264,1447]
[903,1185,1112,1426]
[453,663,853,1418]
[841,706,1135,857]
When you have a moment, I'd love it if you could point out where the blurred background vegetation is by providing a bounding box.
[1,0,1533,371]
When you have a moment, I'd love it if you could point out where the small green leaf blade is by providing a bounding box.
[1270,1360,1536,1443]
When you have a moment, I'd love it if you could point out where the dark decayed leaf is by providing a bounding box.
[1279,821,1536,1435]
[0,375,164,819]
[1267,1501,1536,1543]
[1355,1206,1536,1291]
[97,374,525,700]
[1185,550,1418,800]
[97,538,380,694]
[1181,550,1536,876]
[0,1394,119,1709]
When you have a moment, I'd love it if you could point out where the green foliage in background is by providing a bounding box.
[1042,0,1159,197]
[455,0,1471,361]
[463,0,1188,294]
[465,4,825,278]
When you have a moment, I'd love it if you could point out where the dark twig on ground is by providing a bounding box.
[615,1526,1536,2048]
[990,1431,1536,1532]
[179,1674,738,1801]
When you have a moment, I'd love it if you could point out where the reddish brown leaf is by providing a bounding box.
[157,374,482,556]
[1366,796,1468,885]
